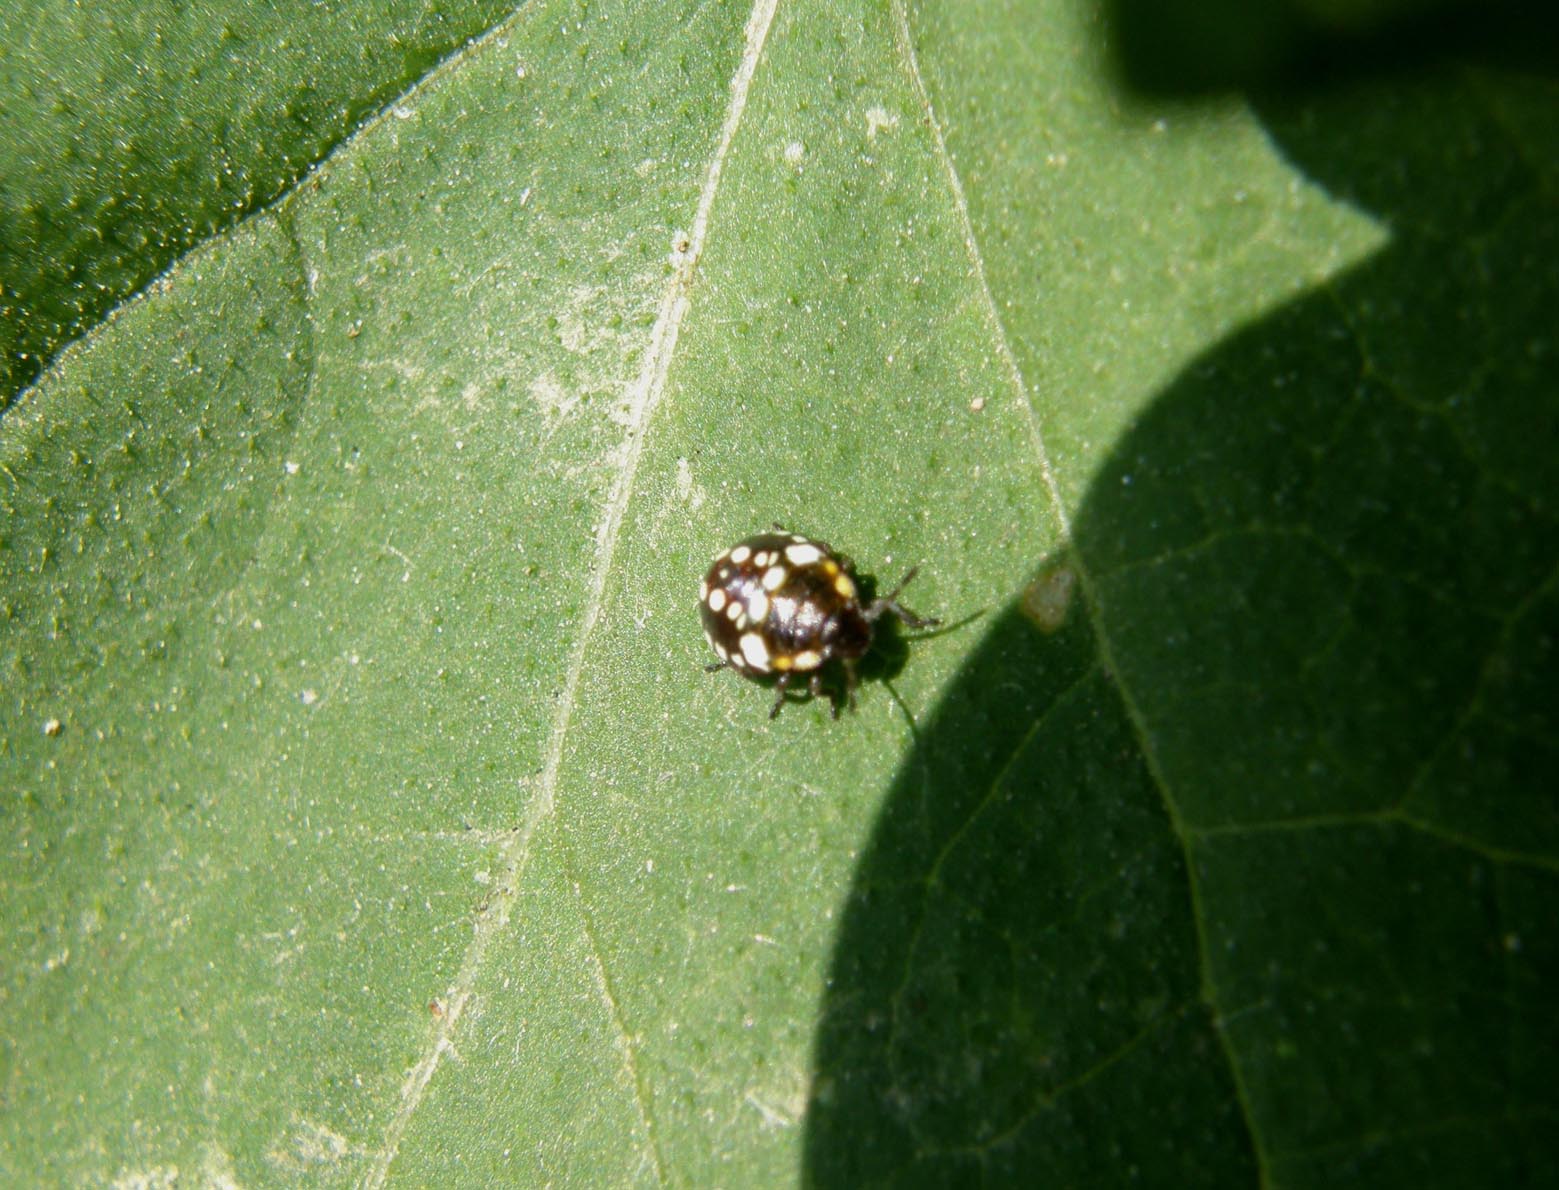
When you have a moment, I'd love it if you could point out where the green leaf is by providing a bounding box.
[0,0,516,403]
[3,0,1554,1186]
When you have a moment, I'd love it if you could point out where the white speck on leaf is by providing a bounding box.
[865,105,899,139]
[674,456,706,511]
[668,229,693,265]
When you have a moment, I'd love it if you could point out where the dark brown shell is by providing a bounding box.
[698,532,869,678]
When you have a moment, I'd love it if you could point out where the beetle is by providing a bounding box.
[699,530,938,718]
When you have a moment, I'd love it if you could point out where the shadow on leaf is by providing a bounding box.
[804,49,1557,1190]
[1108,0,1559,94]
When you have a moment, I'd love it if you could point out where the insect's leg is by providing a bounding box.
[769,672,793,719]
[801,669,835,718]
[840,660,860,716]
[868,565,941,629]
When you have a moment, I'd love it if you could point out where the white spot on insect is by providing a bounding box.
[753,550,774,567]
[714,641,730,662]
[762,565,788,591]
[791,649,824,670]
[785,542,823,566]
[725,601,742,622]
[739,633,772,671]
[833,573,856,599]
[699,578,710,601]
[746,591,770,622]
[707,587,727,612]
[730,545,752,564]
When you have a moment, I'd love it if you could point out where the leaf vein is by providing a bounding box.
[361,0,781,1179]
[891,1,1270,1180]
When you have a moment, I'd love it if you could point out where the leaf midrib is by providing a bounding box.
[363,1,782,1180]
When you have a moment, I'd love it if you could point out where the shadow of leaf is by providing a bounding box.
[1108,0,1559,93]
[804,55,1557,1189]
[805,590,1260,1183]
